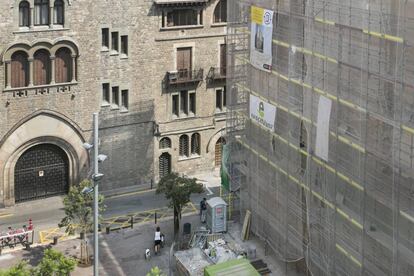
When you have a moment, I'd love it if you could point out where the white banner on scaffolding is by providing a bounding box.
[315,95,332,162]
[250,6,274,72]
[249,94,276,131]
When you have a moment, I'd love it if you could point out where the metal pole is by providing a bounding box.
[93,112,99,276]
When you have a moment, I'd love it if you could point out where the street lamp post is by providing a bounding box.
[83,113,106,276]
[93,112,99,276]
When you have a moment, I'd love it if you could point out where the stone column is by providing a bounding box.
[5,60,11,89]
[50,55,55,84]
[71,55,77,82]
[30,7,34,29]
[28,57,34,86]
[49,6,53,28]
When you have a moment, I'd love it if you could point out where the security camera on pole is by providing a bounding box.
[82,113,107,276]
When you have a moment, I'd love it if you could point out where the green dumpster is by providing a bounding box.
[204,259,260,276]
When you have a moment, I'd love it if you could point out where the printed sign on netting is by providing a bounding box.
[249,94,276,131]
[250,6,274,72]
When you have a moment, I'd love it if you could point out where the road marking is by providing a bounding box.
[105,188,156,199]
[0,213,13,219]
[205,186,214,196]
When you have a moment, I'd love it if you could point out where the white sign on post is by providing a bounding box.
[315,95,332,161]
[249,94,276,131]
[250,6,274,72]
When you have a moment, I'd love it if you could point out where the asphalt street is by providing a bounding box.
[0,186,220,238]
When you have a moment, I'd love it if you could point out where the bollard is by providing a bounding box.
[53,236,58,245]
[151,179,153,190]
[155,212,157,224]
[106,226,110,234]
[130,216,134,229]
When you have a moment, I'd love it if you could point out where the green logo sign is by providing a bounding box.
[258,102,265,118]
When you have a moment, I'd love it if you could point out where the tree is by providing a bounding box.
[0,262,31,276]
[146,266,166,276]
[156,173,203,241]
[35,249,76,276]
[59,179,105,236]
[59,179,105,264]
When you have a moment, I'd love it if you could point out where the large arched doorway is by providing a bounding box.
[215,137,226,167]
[159,152,171,179]
[14,144,69,202]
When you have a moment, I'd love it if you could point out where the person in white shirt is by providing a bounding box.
[154,226,161,254]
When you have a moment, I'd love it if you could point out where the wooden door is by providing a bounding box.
[220,44,226,75]
[177,47,192,78]
[11,52,29,88]
[33,50,50,85]
[55,48,72,83]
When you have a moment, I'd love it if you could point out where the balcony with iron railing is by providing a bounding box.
[206,66,226,83]
[164,68,204,88]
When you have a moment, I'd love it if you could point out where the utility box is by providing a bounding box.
[206,197,227,233]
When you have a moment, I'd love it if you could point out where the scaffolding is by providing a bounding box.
[226,0,414,275]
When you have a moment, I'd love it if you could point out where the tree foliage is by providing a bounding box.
[0,249,76,276]
[59,179,105,236]
[146,266,166,276]
[156,173,203,240]
[35,249,76,276]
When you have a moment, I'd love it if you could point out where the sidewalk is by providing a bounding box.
[0,214,204,276]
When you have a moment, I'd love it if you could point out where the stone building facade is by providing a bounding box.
[0,0,227,207]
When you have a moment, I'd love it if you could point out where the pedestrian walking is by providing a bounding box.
[200,198,207,223]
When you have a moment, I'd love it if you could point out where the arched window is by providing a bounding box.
[179,135,189,157]
[11,51,29,88]
[54,0,64,25]
[213,0,227,23]
[159,153,171,179]
[19,1,30,27]
[191,133,201,155]
[55,47,72,83]
[34,0,49,25]
[159,137,172,149]
[33,49,51,85]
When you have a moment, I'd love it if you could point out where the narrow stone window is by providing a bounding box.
[179,134,189,157]
[102,83,110,105]
[53,0,64,25]
[180,90,188,115]
[191,133,201,155]
[213,0,227,23]
[34,0,49,26]
[111,32,119,52]
[159,137,172,149]
[121,89,129,111]
[19,1,30,27]
[102,28,109,49]
[121,35,128,57]
[189,92,196,115]
[172,94,179,117]
[112,86,119,108]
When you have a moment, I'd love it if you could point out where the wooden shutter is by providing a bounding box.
[159,153,171,179]
[177,47,192,71]
[34,50,50,85]
[11,52,29,88]
[55,48,71,83]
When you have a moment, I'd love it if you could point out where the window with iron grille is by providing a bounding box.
[159,152,171,179]
[191,133,200,155]
[159,137,171,149]
[179,135,189,157]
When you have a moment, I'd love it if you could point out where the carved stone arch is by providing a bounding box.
[29,41,53,58]
[0,111,88,206]
[206,127,226,153]
[2,42,31,62]
[50,40,79,56]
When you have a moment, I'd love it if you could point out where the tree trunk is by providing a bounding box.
[173,206,180,242]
